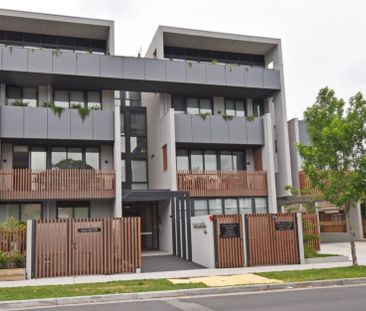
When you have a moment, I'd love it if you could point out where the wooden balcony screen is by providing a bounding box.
[177,170,268,197]
[299,171,322,195]
[0,169,115,200]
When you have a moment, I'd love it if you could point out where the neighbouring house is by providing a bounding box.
[0,9,293,257]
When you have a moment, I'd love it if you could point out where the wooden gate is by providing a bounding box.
[302,214,320,251]
[33,217,141,278]
[214,215,244,268]
[245,214,299,266]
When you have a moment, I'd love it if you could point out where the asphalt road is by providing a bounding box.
[16,284,366,311]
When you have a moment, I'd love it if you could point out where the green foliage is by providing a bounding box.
[211,59,218,64]
[0,217,25,230]
[9,253,25,268]
[11,101,28,107]
[297,88,366,209]
[245,115,256,122]
[199,112,211,120]
[284,184,300,196]
[51,106,65,118]
[70,103,91,122]
[42,102,52,108]
[0,252,6,269]
[89,104,101,110]
[222,114,234,122]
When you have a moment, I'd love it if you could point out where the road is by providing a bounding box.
[15,284,366,311]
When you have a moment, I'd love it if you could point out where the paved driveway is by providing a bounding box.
[320,241,366,264]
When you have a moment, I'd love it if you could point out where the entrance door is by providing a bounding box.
[123,203,159,250]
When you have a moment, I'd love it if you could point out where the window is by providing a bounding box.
[30,147,47,170]
[85,148,100,170]
[121,160,126,182]
[87,91,101,109]
[224,199,238,215]
[121,135,126,153]
[6,86,37,107]
[220,151,245,171]
[54,90,102,109]
[209,199,223,215]
[54,90,69,108]
[124,92,141,107]
[58,205,89,219]
[131,160,147,189]
[239,198,253,214]
[171,96,212,115]
[204,151,217,170]
[254,198,268,213]
[13,145,29,169]
[176,150,189,170]
[130,136,147,154]
[225,99,245,117]
[193,200,208,216]
[70,90,84,107]
[191,151,204,170]
[162,144,168,171]
[130,112,146,134]
[0,203,41,223]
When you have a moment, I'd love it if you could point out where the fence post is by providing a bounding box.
[296,213,305,264]
[25,220,34,279]
[242,214,248,267]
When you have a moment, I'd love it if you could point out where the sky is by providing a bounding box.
[1,0,365,119]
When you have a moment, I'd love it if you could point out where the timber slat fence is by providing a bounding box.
[0,169,115,200]
[246,214,299,266]
[302,214,320,251]
[33,217,141,278]
[320,221,347,233]
[214,215,244,268]
[0,227,26,256]
[177,170,268,197]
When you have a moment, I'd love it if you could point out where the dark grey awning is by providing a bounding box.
[122,190,189,202]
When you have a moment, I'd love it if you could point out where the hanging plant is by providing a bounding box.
[52,106,65,119]
[222,114,234,122]
[11,100,28,107]
[199,112,210,121]
[42,102,52,108]
[245,115,256,122]
[78,106,90,122]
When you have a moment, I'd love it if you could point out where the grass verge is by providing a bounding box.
[0,279,207,301]
[257,265,366,282]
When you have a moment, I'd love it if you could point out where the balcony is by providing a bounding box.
[299,171,321,195]
[177,170,268,197]
[0,169,115,200]
[175,114,264,145]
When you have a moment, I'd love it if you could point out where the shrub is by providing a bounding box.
[0,252,6,269]
[10,253,25,268]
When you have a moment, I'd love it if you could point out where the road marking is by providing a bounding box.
[166,298,214,311]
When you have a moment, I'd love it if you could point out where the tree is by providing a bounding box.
[297,87,366,265]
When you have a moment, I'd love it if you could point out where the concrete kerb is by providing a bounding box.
[2,278,366,309]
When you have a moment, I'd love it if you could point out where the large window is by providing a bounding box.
[54,90,101,109]
[51,147,99,169]
[30,147,47,170]
[172,96,212,115]
[130,112,146,135]
[13,145,29,169]
[191,197,268,216]
[0,203,42,223]
[131,160,148,189]
[85,148,100,170]
[225,99,246,117]
[57,202,90,219]
[7,86,37,107]
[177,149,245,171]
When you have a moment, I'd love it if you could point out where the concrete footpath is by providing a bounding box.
[0,261,353,288]
[1,277,366,310]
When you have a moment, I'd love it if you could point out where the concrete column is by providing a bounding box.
[296,213,305,264]
[26,220,33,279]
[262,113,277,213]
[113,91,122,217]
[287,118,301,189]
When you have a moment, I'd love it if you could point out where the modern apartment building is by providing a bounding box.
[0,9,293,255]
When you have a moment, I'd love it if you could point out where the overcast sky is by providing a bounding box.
[1,0,365,119]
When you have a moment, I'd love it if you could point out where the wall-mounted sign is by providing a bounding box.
[78,227,101,233]
[275,221,294,231]
[220,223,240,238]
[193,222,207,229]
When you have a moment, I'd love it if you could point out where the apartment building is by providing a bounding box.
[0,9,293,255]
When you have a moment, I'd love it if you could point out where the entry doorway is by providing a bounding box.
[123,203,159,250]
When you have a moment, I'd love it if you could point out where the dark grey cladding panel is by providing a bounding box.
[225,65,245,87]
[210,115,229,143]
[244,67,263,88]
[206,64,226,85]
[92,110,114,140]
[77,53,100,77]
[186,62,206,84]
[2,47,27,72]
[191,115,211,143]
[24,107,47,139]
[122,57,145,80]
[0,106,24,138]
[246,118,264,145]
[174,114,193,142]
[166,61,186,82]
[101,55,123,78]
[53,52,77,75]
[263,69,281,89]
[70,109,93,140]
[228,117,247,144]
[48,109,71,139]
[28,49,53,73]
[145,59,166,81]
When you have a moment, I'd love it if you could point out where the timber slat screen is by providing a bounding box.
[0,169,115,200]
[246,214,299,266]
[320,221,347,233]
[299,171,321,195]
[214,215,244,268]
[0,227,26,256]
[33,217,141,278]
[301,214,320,251]
[177,170,268,197]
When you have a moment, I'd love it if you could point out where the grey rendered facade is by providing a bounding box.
[0,9,293,254]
